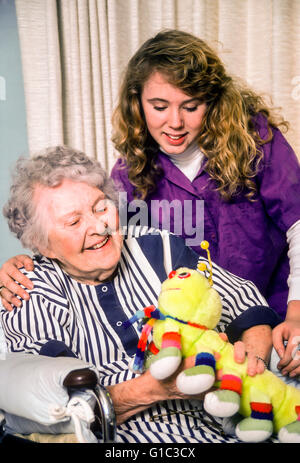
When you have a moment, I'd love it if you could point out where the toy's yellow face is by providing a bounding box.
[161,268,210,297]
[158,267,221,327]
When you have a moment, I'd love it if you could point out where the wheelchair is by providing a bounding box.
[0,352,116,444]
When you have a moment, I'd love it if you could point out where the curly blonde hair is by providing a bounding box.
[112,29,288,201]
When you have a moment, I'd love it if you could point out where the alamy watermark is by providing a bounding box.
[117,192,204,246]
[291,76,300,101]
[0,76,6,101]
[291,336,300,362]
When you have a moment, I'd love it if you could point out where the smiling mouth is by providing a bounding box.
[163,287,181,292]
[166,134,186,140]
[86,235,109,251]
[163,133,188,145]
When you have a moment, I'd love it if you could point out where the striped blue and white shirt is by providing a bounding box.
[0,227,279,443]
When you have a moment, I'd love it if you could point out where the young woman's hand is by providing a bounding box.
[272,300,300,378]
[0,255,34,311]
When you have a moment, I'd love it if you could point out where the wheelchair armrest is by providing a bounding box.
[63,367,116,443]
[0,353,116,443]
[63,368,98,389]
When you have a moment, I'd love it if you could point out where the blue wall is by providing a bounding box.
[0,0,29,265]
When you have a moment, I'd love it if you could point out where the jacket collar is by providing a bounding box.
[157,151,207,196]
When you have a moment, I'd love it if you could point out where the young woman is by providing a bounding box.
[110,30,300,378]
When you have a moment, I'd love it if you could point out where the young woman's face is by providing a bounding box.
[141,71,207,154]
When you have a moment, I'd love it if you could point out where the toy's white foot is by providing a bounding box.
[149,347,181,380]
[222,414,243,436]
[278,421,300,443]
[204,390,240,417]
[235,417,273,443]
[176,368,215,395]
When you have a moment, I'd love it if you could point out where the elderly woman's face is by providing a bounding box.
[34,179,123,284]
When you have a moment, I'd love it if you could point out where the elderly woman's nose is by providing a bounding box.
[86,214,107,234]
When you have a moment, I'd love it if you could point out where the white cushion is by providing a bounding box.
[0,352,99,439]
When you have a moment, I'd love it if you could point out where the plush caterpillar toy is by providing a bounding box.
[124,241,300,443]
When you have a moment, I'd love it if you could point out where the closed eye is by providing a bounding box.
[154,106,167,111]
[184,106,198,112]
[68,219,80,227]
[94,199,108,214]
[95,206,107,213]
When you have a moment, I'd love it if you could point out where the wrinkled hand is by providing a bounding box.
[232,340,266,376]
[0,255,34,311]
[109,355,216,426]
[220,327,272,377]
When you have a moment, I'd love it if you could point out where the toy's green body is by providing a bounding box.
[127,266,300,442]
[152,318,300,433]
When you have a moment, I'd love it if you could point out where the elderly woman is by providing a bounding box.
[0,146,280,443]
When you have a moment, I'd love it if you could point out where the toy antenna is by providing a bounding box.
[197,240,213,286]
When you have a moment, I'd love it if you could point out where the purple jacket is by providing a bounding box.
[111,115,300,319]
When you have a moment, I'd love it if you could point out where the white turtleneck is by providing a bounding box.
[160,143,300,306]
[160,142,204,182]
[287,220,300,303]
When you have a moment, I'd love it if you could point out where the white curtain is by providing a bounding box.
[15,0,300,171]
